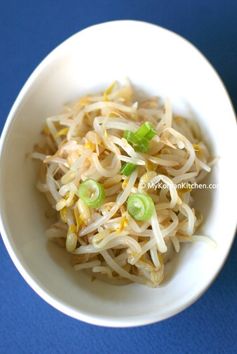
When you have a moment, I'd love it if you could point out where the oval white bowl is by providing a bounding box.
[0,20,236,327]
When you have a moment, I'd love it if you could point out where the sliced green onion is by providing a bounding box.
[135,122,156,140]
[78,179,105,208]
[123,131,139,145]
[123,122,156,153]
[135,138,149,153]
[123,131,149,152]
[121,163,137,176]
[145,127,156,140]
[127,193,155,221]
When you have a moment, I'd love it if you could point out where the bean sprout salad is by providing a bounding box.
[32,80,214,287]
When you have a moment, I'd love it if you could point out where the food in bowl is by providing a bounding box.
[32,80,214,287]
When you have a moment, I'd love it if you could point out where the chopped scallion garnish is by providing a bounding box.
[123,122,156,153]
[127,193,155,221]
[78,179,105,208]
[135,122,156,140]
[120,162,137,176]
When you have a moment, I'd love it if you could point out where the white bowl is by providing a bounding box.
[0,20,236,327]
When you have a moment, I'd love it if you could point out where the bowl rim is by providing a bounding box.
[0,19,236,328]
